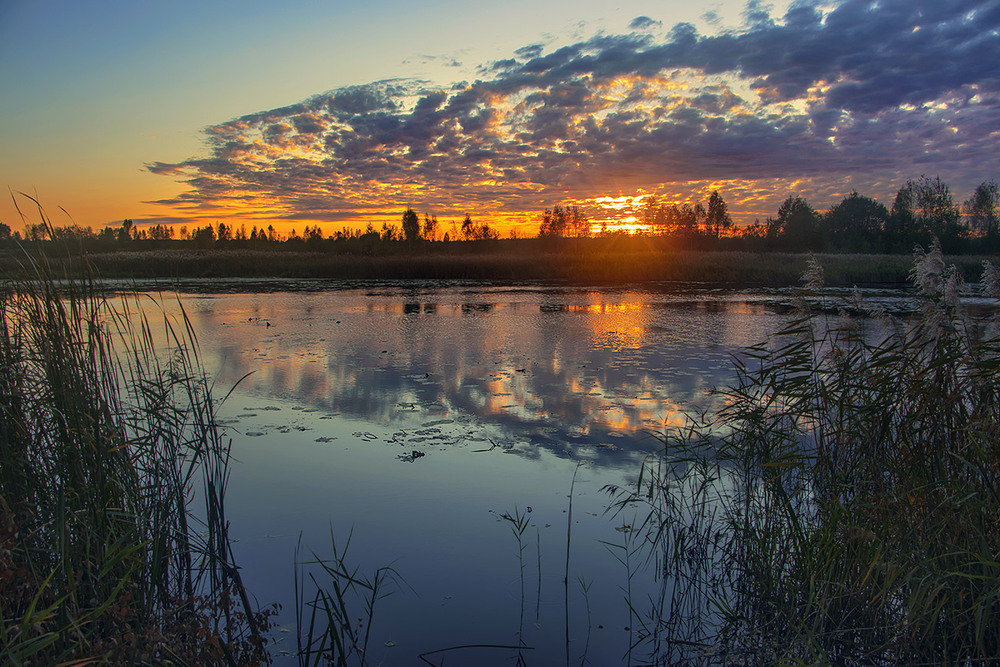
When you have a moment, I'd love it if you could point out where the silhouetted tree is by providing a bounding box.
[964,180,999,237]
[191,224,216,248]
[540,205,587,237]
[706,191,732,238]
[675,203,705,236]
[423,214,438,241]
[117,219,133,243]
[402,208,420,242]
[381,222,400,241]
[539,207,566,237]
[461,214,475,240]
[890,176,965,251]
[304,225,324,246]
[569,207,589,237]
[824,191,889,251]
[642,196,672,234]
[467,220,498,240]
[774,196,819,250]
[0,222,11,240]
[147,224,174,241]
[886,185,919,250]
[643,195,659,226]
[25,223,49,241]
[742,219,767,242]
[50,225,96,243]
[913,176,961,237]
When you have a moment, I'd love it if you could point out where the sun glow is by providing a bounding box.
[591,218,652,235]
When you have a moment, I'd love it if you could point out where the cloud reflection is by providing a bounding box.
[183,286,784,468]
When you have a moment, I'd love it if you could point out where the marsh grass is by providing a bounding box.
[0,205,273,663]
[498,505,532,654]
[7,242,987,286]
[610,241,1000,664]
[294,530,403,666]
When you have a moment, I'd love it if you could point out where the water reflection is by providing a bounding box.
[182,286,783,471]
[112,282,924,664]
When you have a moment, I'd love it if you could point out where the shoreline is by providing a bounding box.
[0,239,990,287]
[4,246,994,287]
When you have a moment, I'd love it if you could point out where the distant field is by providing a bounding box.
[1,241,994,286]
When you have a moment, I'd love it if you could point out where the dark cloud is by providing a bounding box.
[629,16,662,30]
[149,0,1000,226]
[146,161,185,175]
[514,43,545,59]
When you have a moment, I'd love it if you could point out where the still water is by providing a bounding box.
[125,280,884,665]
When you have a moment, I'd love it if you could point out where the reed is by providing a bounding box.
[610,241,1000,664]
[0,204,272,664]
[294,529,402,666]
[498,505,532,652]
[8,244,989,286]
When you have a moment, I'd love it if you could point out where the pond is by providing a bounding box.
[121,280,910,665]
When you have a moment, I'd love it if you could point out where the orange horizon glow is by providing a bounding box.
[7,179,809,241]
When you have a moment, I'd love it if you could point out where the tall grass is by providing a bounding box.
[0,213,273,663]
[7,245,988,286]
[611,241,1000,664]
[294,530,402,666]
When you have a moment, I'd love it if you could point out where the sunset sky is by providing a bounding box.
[2,0,999,237]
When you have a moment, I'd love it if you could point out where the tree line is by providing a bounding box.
[0,208,501,250]
[2,175,996,254]
[537,176,1000,254]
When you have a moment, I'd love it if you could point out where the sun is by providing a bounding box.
[578,193,657,235]
[591,216,653,235]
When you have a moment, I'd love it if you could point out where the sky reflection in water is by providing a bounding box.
[144,283,793,665]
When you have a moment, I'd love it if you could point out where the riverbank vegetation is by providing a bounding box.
[0,239,994,286]
[610,243,1000,663]
[0,240,274,663]
[0,244,984,287]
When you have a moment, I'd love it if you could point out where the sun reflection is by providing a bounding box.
[149,287,756,466]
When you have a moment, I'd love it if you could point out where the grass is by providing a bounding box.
[293,530,402,667]
[608,241,1000,664]
[0,212,274,663]
[3,238,993,285]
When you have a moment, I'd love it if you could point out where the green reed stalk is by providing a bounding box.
[499,505,532,651]
[294,528,403,666]
[0,199,272,664]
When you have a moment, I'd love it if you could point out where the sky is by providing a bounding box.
[2,0,999,237]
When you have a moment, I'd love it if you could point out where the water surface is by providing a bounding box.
[127,281,902,664]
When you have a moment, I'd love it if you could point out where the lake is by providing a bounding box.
[120,280,912,665]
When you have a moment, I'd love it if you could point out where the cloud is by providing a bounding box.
[629,16,662,30]
[149,0,1000,227]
